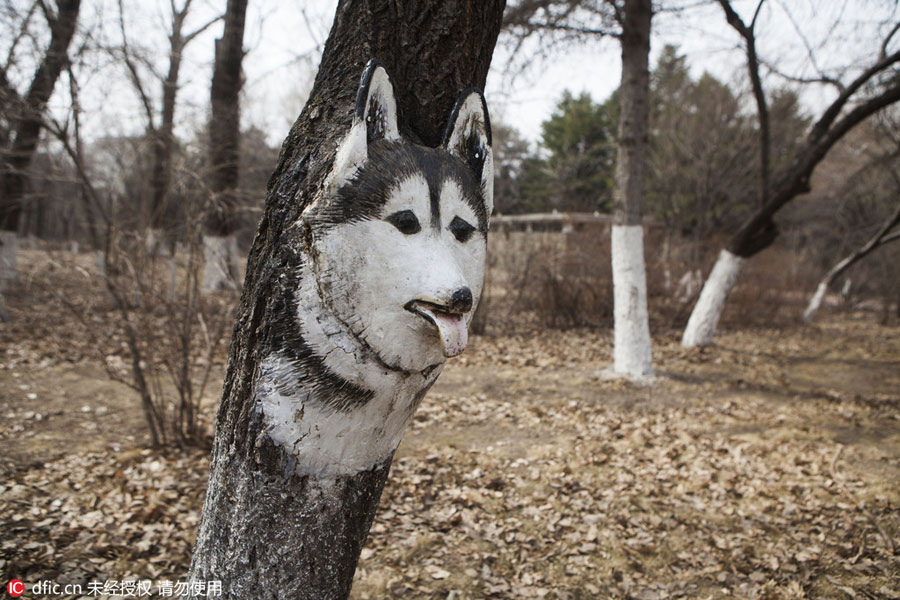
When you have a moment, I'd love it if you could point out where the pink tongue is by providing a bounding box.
[430,312,468,357]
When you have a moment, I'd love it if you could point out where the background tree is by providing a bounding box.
[202,0,249,292]
[646,46,757,244]
[610,0,653,378]
[115,0,221,253]
[0,0,81,293]
[491,119,533,214]
[188,2,507,598]
[541,90,616,212]
[796,117,900,322]
[681,0,900,346]
[503,0,655,378]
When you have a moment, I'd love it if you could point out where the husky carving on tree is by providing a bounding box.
[258,61,492,476]
[190,60,493,598]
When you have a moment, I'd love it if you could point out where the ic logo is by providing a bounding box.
[6,579,24,597]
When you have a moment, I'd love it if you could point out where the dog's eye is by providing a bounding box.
[386,210,421,235]
[449,216,475,243]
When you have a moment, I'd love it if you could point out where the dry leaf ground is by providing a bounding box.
[1,250,898,599]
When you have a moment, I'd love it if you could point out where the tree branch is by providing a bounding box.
[184,13,224,45]
[880,20,900,61]
[808,46,900,146]
[803,201,900,322]
[116,0,156,130]
[716,0,770,207]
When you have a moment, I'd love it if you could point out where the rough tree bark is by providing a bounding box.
[611,0,653,378]
[803,202,900,323]
[0,0,81,291]
[189,2,505,599]
[202,0,248,292]
[682,1,900,347]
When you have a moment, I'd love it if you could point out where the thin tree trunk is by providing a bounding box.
[803,203,900,323]
[202,0,248,292]
[189,2,505,598]
[611,0,653,378]
[145,2,221,251]
[148,34,183,244]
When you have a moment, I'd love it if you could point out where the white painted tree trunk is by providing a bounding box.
[201,233,241,292]
[611,225,653,378]
[681,249,744,347]
[0,230,18,292]
[802,282,829,323]
[145,228,171,257]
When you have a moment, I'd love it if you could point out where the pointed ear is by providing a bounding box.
[329,60,401,189]
[443,89,493,218]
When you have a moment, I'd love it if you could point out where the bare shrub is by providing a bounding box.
[481,226,613,331]
[58,219,238,449]
[478,222,823,335]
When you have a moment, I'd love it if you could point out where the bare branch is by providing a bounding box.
[761,59,843,92]
[803,201,900,322]
[183,13,224,45]
[775,0,833,84]
[3,0,39,76]
[116,0,156,129]
[716,0,770,207]
[513,21,618,36]
[809,47,900,146]
[880,20,900,60]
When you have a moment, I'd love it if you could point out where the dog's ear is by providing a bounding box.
[443,89,493,217]
[329,60,401,189]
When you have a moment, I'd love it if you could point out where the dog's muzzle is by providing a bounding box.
[405,286,473,357]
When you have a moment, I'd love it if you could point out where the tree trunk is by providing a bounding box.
[803,203,900,323]
[681,249,744,347]
[202,0,248,292]
[147,39,183,250]
[0,229,18,292]
[681,3,900,347]
[189,2,505,599]
[0,0,81,287]
[610,0,653,378]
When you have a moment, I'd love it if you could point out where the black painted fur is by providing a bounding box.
[311,139,488,234]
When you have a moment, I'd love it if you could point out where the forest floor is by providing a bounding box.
[1,250,899,599]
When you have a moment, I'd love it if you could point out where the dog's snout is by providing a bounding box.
[449,287,473,314]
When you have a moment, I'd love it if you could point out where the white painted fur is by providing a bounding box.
[256,174,485,478]
[328,66,401,190]
[257,351,436,478]
[255,65,491,479]
[682,249,744,347]
[308,174,485,373]
[256,252,444,478]
[611,225,653,378]
[445,92,494,217]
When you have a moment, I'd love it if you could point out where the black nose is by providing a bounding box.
[449,287,473,314]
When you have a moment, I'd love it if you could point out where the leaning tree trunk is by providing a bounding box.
[189,2,505,599]
[610,0,653,378]
[682,1,900,348]
[0,0,81,289]
[803,202,900,323]
[202,0,247,293]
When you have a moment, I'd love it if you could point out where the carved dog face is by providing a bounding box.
[300,61,493,374]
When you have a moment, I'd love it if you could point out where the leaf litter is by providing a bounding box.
[1,251,898,599]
